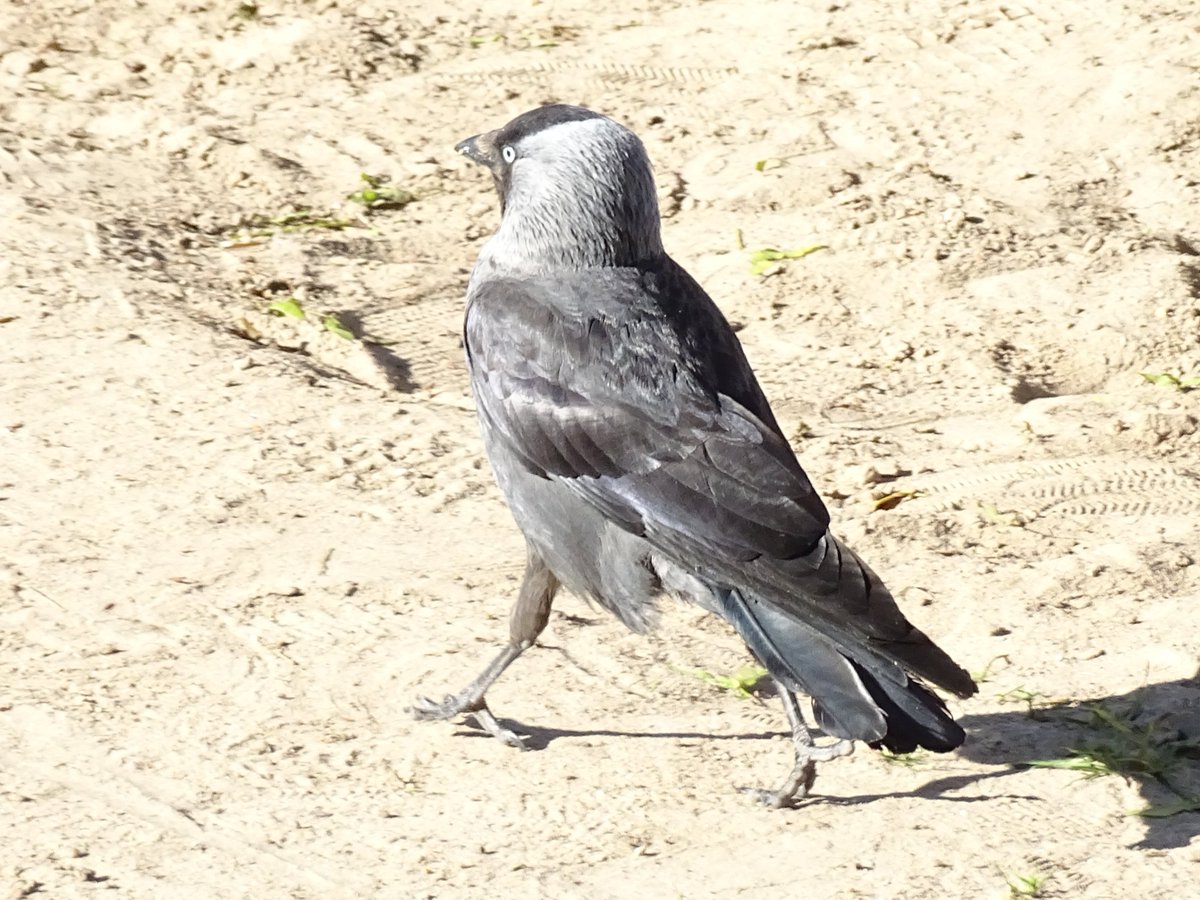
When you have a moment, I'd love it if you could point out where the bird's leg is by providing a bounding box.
[411,548,558,750]
[741,680,855,808]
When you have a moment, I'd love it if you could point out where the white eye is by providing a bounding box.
[501,145,517,164]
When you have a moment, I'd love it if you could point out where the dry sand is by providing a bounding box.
[2,0,1199,896]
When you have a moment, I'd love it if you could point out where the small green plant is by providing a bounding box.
[1026,701,1200,815]
[347,173,416,211]
[526,31,563,49]
[996,685,1055,720]
[689,665,769,700]
[265,299,355,341]
[1005,871,1048,897]
[997,692,1200,818]
[494,25,578,49]
[225,210,356,241]
[267,298,305,319]
[749,244,826,276]
[1140,371,1200,392]
[322,314,354,340]
[970,654,1010,684]
[1135,795,1200,818]
[977,503,1027,527]
[879,748,927,768]
[871,488,924,511]
[1026,753,1114,779]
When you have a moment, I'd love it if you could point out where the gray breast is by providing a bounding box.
[478,417,663,633]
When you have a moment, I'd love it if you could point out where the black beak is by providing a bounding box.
[456,134,496,168]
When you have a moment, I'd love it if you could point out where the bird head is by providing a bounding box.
[457,104,664,272]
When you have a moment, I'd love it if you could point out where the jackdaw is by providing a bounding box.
[413,104,976,806]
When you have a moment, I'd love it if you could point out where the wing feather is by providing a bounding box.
[465,267,975,699]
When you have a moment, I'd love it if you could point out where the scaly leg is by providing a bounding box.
[741,680,855,808]
[411,546,558,749]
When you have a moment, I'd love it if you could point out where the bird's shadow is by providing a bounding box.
[454,722,783,752]
[954,672,1200,850]
[453,672,1199,848]
[334,309,416,392]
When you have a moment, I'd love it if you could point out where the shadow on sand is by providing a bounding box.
[453,671,1199,849]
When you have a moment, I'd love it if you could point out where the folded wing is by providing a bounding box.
[466,270,976,706]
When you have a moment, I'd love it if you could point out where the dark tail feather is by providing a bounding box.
[720,588,967,752]
[717,588,887,742]
[849,660,966,752]
[836,541,978,700]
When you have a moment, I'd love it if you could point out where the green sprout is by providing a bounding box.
[224,210,356,241]
[996,686,1055,719]
[969,654,1010,684]
[1140,371,1200,392]
[749,244,826,276]
[346,173,416,211]
[1005,871,1048,897]
[689,665,769,700]
[323,314,354,340]
[267,298,305,319]
[1025,701,1200,815]
[265,300,356,341]
[872,488,924,511]
[879,748,927,768]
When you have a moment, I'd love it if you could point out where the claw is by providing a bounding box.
[411,692,481,721]
[739,780,810,809]
[411,693,529,749]
[413,552,557,750]
[739,682,858,807]
[471,706,530,750]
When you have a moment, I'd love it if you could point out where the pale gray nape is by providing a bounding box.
[471,117,664,288]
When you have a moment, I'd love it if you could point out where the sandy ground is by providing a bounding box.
[3,0,1199,896]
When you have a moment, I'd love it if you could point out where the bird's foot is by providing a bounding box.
[411,691,529,750]
[740,738,855,808]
